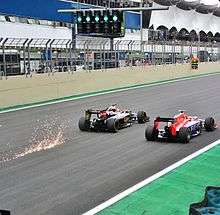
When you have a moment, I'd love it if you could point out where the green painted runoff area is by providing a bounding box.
[98,144,220,215]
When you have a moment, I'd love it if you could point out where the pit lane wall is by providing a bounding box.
[0,62,220,110]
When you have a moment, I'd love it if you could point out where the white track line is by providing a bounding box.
[1,72,219,114]
[83,139,220,215]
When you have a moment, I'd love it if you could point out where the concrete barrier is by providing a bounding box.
[0,62,219,109]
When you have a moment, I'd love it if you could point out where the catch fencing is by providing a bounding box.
[0,36,219,79]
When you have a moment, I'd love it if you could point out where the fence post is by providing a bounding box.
[118,41,123,68]
[49,39,55,75]
[189,41,192,61]
[69,41,74,74]
[83,41,87,72]
[140,41,145,67]
[45,39,51,73]
[103,40,109,71]
[162,40,165,65]
[22,39,29,76]
[197,33,200,58]
[218,42,220,61]
[2,38,8,80]
[114,40,120,69]
[26,39,33,77]
[171,41,174,64]
[73,38,78,73]
[181,41,184,64]
[66,40,71,73]
[128,40,134,67]
[110,38,114,51]
[0,38,3,80]
[151,42,154,65]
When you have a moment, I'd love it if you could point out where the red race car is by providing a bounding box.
[145,111,217,143]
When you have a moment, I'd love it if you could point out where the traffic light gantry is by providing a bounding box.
[58,6,169,38]
[76,10,125,38]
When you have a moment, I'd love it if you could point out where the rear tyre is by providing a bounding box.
[204,117,215,131]
[145,126,158,141]
[178,127,191,143]
[107,118,119,133]
[78,117,90,131]
[137,111,149,123]
[197,124,202,135]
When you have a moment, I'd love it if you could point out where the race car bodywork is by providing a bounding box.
[145,111,217,143]
[79,106,149,132]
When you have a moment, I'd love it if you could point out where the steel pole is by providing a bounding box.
[22,39,29,75]
[49,39,55,75]
[2,39,8,79]
[140,0,143,52]
[0,38,3,80]
[45,39,51,73]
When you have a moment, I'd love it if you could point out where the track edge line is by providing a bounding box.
[83,139,220,215]
[0,71,220,114]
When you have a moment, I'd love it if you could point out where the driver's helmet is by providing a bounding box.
[99,111,108,119]
[107,104,119,112]
[167,122,172,127]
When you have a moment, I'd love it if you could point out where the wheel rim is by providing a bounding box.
[211,118,215,127]
[114,121,119,131]
[143,113,147,122]
[187,134,190,141]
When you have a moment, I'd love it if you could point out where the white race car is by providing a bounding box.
[79,105,150,132]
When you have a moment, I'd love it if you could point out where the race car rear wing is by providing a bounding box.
[85,109,105,120]
[85,109,102,114]
[154,117,175,123]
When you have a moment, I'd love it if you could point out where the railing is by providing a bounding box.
[0,37,219,79]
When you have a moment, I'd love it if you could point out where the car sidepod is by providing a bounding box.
[184,120,202,137]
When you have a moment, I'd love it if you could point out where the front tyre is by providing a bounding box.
[178,127,191,143]
[78,117,90,131]
[204,117,216,131]
[137,111,149,123]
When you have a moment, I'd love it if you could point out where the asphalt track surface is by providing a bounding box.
[0,74,220,215]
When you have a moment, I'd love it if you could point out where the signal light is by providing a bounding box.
[94,11,102,34]
[86,16,90,22]
[76,10,124,37]
[77,16,82,23]
[95,16,99,22]
[113,15,118,22]
[104,15,109,22]
[77,11,85,34]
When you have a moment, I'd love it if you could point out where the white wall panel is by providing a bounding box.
[0,22,72,39]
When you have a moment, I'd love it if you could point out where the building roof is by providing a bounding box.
[153,0,220,16]
[150,1,220,34]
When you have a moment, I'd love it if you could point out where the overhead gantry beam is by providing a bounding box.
[58,7,169,13]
